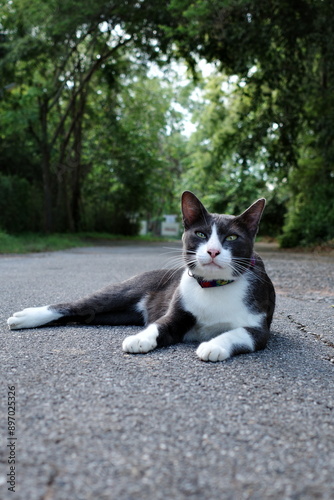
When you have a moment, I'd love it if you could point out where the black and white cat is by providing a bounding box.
[7,191,275,362]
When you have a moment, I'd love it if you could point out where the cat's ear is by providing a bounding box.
[238,198,266,237]
[181,191,209,228]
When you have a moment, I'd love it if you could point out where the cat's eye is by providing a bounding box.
[195,231,207,239]
[226,234,238,241]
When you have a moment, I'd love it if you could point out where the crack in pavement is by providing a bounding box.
[286,313,334,362]
[41,467,59,500]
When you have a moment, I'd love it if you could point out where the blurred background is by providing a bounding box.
[1,0,333,248]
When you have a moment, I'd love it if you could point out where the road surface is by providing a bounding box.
[0,243,333,499]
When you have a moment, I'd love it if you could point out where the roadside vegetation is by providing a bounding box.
[0,232,86,254]
[0,231,170,254]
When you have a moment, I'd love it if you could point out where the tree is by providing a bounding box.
[81,69,188,233]
[2,0,333,244]
[0,0,175,232]
[167,0,334,245]
[179,71,286,235]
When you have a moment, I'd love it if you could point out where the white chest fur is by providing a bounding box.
[180,271,263,342]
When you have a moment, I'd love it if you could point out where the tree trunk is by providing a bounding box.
[40,98,53,233]
[70,89,86,231]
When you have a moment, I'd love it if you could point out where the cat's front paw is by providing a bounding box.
[196,341,229,362]
[122,324,158,354]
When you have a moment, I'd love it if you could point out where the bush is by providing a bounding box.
[280,179,334,247]
[81,201,140,235]
[0,174,43,233]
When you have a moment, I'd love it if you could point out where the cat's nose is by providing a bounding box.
[207,249,220,258]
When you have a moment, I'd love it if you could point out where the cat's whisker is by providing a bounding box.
[163,254,184,262]
[230,262,272,285]
[163,248,199,273]
[185,259,198,267]
[162,246,183,252]
[227,264,245,279]
[162,247,196,254]
[164,260,185,271]
[158,261,188,286]
[161,248,196,263]
[161,253,183,262]
[163,253,186,264]
[163,249,183,255]
[164,257,184,264]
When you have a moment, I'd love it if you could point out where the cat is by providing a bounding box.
[7,191,275,362]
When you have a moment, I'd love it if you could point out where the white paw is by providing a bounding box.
[122,324,158,354]
[7,306,61,330]
[196,341,229,362]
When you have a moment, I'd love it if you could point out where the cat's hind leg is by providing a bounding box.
[7,306,144,330]
[7,275,149,330]
[7,306,63,330]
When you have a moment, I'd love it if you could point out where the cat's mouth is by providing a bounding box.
[203,262,222,269]
[193,259,234,281]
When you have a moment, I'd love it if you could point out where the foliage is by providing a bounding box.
[178,72,287,235]
[167,0,334,245]
[0,174,42,232]
[79,70,187,233]
[0,231,170,254]
[0,0,176,233]
[0,230,85,253]
[280,154,334,247]
[1,0,334,245]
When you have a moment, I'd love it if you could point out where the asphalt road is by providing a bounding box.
[0,243,333,500]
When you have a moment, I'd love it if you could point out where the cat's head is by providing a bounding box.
[181,191,265,281]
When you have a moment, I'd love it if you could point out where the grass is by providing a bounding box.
[1,230,332,255]
[0,232,85,254]
[0,231,175,254]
